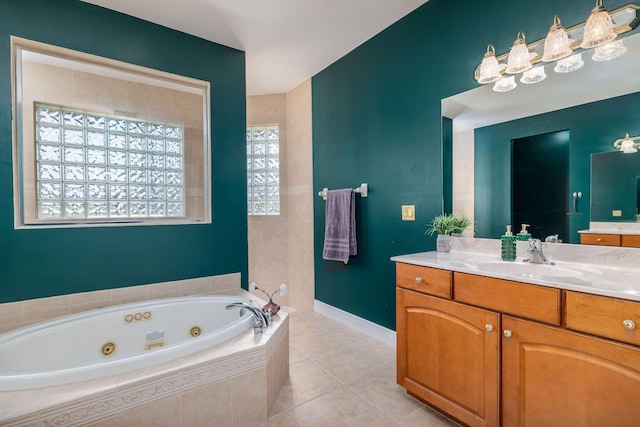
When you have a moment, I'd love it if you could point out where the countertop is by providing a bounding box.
[391,238,640,303]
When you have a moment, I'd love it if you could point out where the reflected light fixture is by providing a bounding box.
[477,45,503,84]
[506,32,532,74]
[592,39,627,61]
[581,0,617,49]
[554,53,584,73]
[493,76,517,92]
[613,133,640,153]
[542,16,573,62]
[521,66,547,84]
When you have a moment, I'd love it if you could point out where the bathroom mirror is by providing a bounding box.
[443,30,640,243]
[11,37,211,228]
[591,151,640,221]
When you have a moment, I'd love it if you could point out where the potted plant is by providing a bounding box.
[248,282,288,315]
[426,214,473,252]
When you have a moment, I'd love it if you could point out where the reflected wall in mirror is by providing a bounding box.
[11,37,211,229]
[591,151,640,221]
[444,31,640,244]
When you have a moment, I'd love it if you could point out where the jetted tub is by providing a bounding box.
[0,295,255,391]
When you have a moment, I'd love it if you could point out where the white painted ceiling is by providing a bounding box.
[81,0,429,95]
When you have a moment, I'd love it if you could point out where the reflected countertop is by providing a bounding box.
[391,237,640,303]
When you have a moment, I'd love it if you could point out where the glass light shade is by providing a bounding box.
[581,0,617,49]
[493,76,517,92]
[506,32,532,74]
[542,16,572,62]
[592,39,626,61]
[554,53,584,73]
[521,66,547,84]
[477,44,502,84]
[618,134,638,154]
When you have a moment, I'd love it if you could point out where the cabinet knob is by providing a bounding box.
[503,329,512,338]
[415,277,422,284]
[596,238,602,242]
[485,324,493,332]
[623,320,636,330]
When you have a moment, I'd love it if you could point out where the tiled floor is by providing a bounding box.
[260,312,460,427]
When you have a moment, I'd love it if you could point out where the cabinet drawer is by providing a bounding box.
[622,235,640,248]
[565,291,640,346]
[580,233,621,246]
[396,263,452,299]
[454,272,561,325]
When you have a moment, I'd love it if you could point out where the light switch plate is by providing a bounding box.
[612,209,622,217]
[402,205,415,221]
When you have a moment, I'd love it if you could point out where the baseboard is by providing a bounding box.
[314,300,396,347]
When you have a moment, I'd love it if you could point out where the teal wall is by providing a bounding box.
[591,151,640,221]
[311,0,634,330]
[475,91,640,242]
[0,0,247,302]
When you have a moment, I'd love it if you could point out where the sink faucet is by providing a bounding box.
[526,238,554,265]
[226,302,270,334]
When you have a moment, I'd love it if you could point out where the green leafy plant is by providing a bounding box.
[426,214,473,236]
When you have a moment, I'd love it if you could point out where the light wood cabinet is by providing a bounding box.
[396,288,500,427]
[396,262,640,427]
[580,232,640,248]
[502,316,640,427]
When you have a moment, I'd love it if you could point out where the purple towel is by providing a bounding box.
[322,189,357,263]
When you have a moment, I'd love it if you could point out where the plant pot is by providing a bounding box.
[436,234,452,253]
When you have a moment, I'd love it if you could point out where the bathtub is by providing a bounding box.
[0,295,256,391]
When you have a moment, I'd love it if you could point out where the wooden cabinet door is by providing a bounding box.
[502,316,640,427]
[397,288,500,427]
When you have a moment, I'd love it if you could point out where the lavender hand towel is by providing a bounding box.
[322,189,357,263]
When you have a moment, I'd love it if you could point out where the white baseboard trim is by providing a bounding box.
[314,299,396,347]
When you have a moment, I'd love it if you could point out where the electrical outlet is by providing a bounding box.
[402,205,415,221]
[612,210,622,217]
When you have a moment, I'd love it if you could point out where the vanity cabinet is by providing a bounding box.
[396,287,500,427]
[396,262,640,427]
[580,232,640,248]
[502,316,640,427]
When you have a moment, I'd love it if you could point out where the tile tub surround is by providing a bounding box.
[0,294,289,427]
[580,221,640,235]
[0,273,241,334]
[392,237,640,302]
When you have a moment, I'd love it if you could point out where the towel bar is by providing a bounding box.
[318,183,368,200]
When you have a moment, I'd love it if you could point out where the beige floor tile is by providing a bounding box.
[288,386,397,427]
[347,365,425,423]
[262,411,301,426]
[289,329,349,358]
[289,347,307,364]
[399,406,461,427]
[270,359,341,415]
[288,317,320,337]
[351,334,397,365]
[310,344,386,384]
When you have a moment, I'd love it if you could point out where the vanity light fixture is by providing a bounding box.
[554,53,584,73]
[520,66,547,84]
[477,44,503,84]
[581,0,617,49]
[473,3,638,90]
[506,32,533,74]
[542,16,573,62]
[493,76,517,92]
[592,39,627,61]
[613,133,640,154]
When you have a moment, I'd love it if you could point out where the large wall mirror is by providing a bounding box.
[443,30,640,244]
[11,37,211,229]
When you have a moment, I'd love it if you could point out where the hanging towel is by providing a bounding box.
[322,188,357,263]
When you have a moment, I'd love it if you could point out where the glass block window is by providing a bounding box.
[35,103,184,220]
[247,125,280,215]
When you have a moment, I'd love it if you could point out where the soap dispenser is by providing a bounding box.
[501,225,516,261]
[516,224,531,241]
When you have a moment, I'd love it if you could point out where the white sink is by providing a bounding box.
[476,262,583,279]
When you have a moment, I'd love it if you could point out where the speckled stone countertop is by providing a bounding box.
[391,237,640,303]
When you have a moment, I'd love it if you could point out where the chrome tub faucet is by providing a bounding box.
[226,302,270,334]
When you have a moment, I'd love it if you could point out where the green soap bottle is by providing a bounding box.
[501,225,516,261]
[516,224,531,241]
